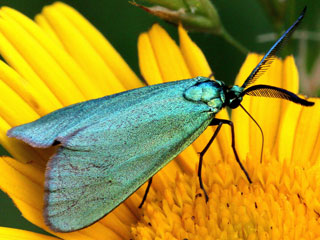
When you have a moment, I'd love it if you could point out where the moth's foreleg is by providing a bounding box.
[218,119,252,184]
[210,119,252,184]
[198,119,224,202]
[199,118,253,202]
[138,177,153,208]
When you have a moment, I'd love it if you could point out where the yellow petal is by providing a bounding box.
[138,33,163,85]
[282,56,299,93]
[0,227,58,240]
[310,126,320,166]
[277,101,303,163]
[0,69,49,163]
[0,61,57,115]
[35,13,65,49]
[178,25,211,78]
[272,56,300,157]
[39,5,125,95]
[0,157,47,231]
[0,16,85,106]
[147,24,190,82]
[0,6,104,100]
[53,2,142,90]
[0,30,62,109]
[0,79,39,126]
[291,99,320,166]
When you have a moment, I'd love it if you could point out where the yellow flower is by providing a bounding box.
[0,2,319,240]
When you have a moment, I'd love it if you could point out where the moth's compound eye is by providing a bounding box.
[229,98,242,109]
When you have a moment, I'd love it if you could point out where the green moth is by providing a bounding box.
[7,7,313,232]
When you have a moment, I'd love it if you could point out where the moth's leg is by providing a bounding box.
[198,119,224,202]
[199,118,252,202]
[138,177,153,208]
[212,119,252,184]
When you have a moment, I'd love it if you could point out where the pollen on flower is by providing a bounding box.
[131,152,320,239]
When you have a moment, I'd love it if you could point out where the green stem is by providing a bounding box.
[219,27,249,55]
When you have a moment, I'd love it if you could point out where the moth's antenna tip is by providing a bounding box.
[304,100,315,107]
[303,6,307,12]
[301,6,307,17]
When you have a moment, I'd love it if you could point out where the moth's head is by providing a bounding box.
[225,85,244,109]
[184,79,226,113]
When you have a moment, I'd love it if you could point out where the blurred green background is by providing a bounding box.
[0,0,318,236]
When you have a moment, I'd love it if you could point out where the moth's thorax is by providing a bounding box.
[183,78,225,113]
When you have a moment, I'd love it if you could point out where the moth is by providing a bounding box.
[7,7,313,232]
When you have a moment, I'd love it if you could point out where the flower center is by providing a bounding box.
[131,150,320,239]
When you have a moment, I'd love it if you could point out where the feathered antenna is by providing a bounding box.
[241,7,306,89]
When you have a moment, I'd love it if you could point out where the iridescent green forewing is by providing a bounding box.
[8,78,214,232]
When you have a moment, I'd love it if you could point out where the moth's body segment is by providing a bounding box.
[184,79,226,113]
[8,76,224,232]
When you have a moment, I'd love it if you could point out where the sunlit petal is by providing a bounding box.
[0,227,58,240]
[0,7,104,100]
[52,2,142,90]
[40,4,125,95]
